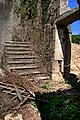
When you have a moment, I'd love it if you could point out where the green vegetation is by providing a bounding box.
[15,0,37,22]
[29,100,37,108]
[36,93,80,120]
[41,81,50,90]
[16,0,51,24]
[72,35,80,44]
[41,0,51,24]
[9,0,52,24]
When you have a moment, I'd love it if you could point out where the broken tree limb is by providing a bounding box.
[16,95,30,110]
[0,81,35,101]
[14,85,22,102]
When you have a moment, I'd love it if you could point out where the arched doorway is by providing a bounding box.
[55,7,80,79]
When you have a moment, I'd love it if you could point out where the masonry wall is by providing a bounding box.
[0,0,19,64]
[10,0,69,77]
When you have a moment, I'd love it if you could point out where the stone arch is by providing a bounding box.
[55,7,80,79]
[56,7,80,26]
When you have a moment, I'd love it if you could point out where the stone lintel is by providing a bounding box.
[55,7,80,26]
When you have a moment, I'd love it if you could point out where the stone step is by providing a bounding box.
[8,62,40,67]
[5,47,32,51]
[3,41,50,81]
[7,60,40,64]
[18,72,50,80]
[4,44,31,47]
[16,70,49,77]
[6,55,38,59]
[35,76,50,80]
[6,58,39,62]
[5,51,33,55]
[10,68,41,75]
[5,41,31,44]
[9,65,40,70]
[18,71,41,76]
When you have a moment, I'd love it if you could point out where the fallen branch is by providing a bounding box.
[14,85,22,102]
[0,81,35,103]
[16,95,30,110]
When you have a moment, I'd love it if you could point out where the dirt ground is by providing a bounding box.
[0,73,42,120]
[0,91,41,120]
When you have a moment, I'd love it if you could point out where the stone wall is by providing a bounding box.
[7,0,71,79]
[11,0,69,77]
[0,0,19,64]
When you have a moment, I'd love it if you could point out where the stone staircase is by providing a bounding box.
[2,41,50,81]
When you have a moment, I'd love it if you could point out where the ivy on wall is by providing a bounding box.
[8,0,52,24]
[15,0,37,22]
[17,0,51,24]
[41,0,51,24]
